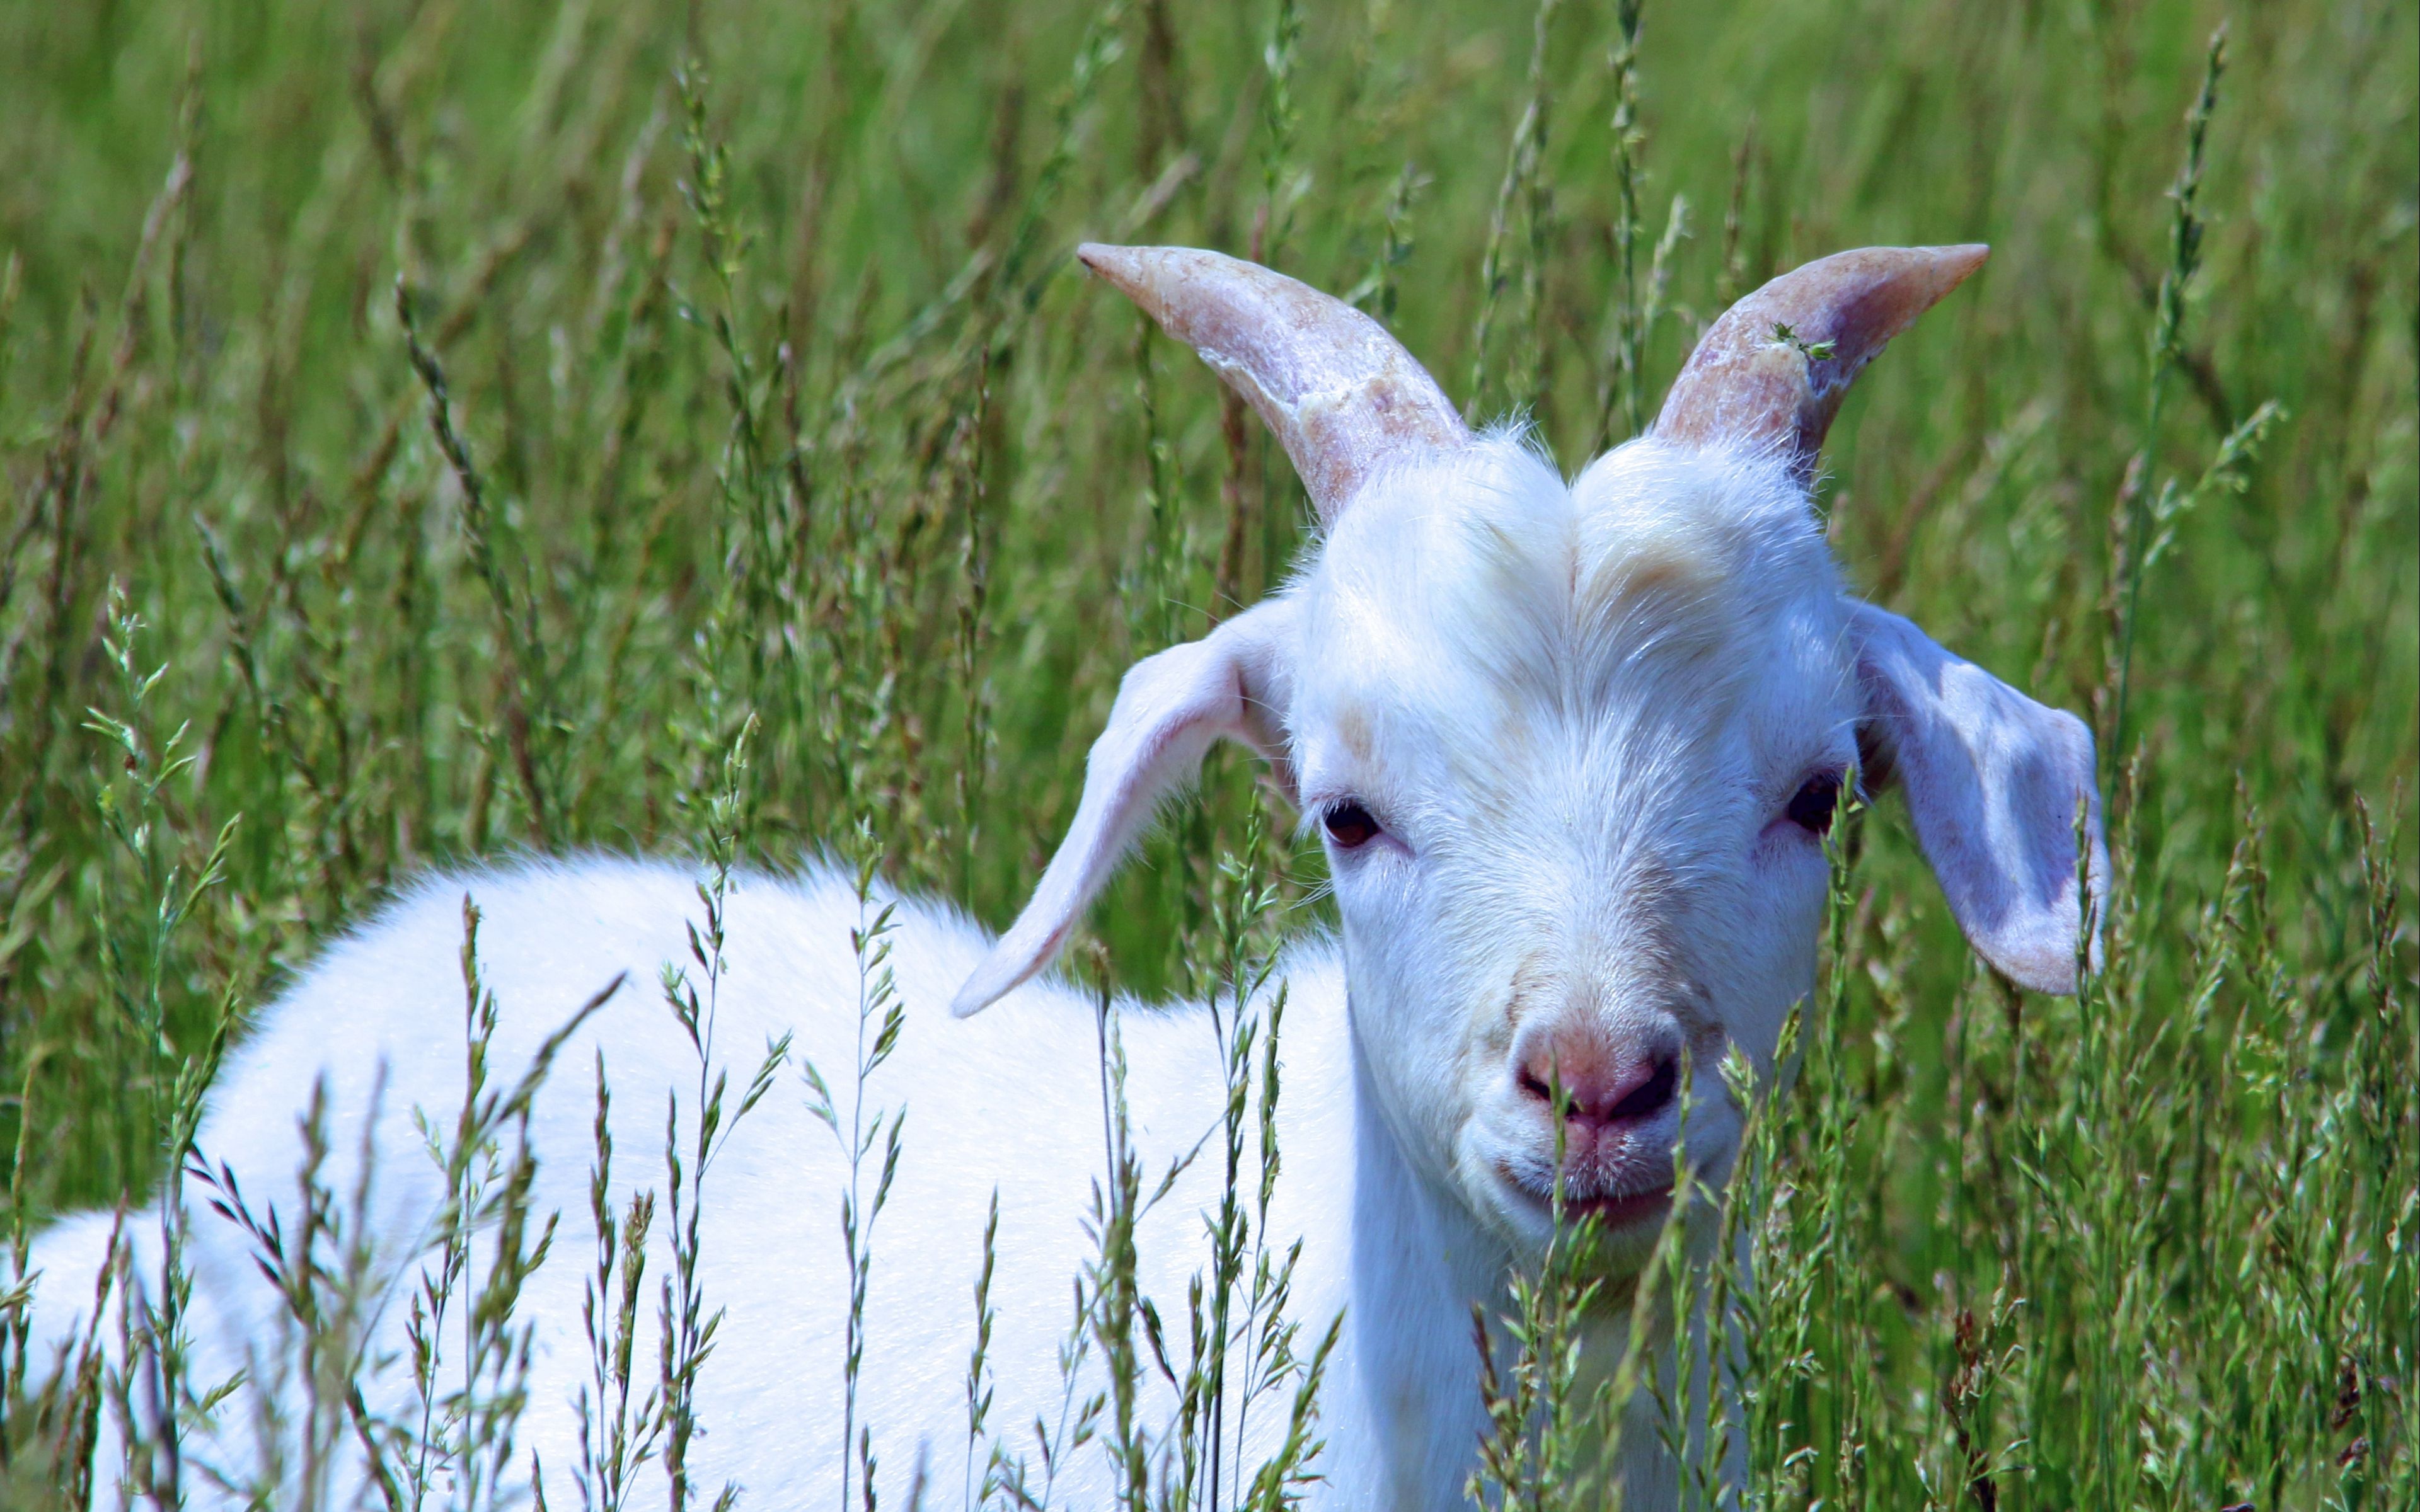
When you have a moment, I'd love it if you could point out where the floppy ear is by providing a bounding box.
[1850,602,2107,995]
[952,599,1298,1017]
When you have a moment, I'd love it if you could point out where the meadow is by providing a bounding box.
[0,0,2413,1506]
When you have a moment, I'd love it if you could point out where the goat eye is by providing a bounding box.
[1323,801,1381,849]
[1785,772,1841,834]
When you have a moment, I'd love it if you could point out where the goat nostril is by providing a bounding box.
[1515,1051,1675,1127]
[1607,1055,1679,1123]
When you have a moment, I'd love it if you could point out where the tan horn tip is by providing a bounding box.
[1654,243,1990,481]
[1071,242,1468,524]
[1072,243,1209,341]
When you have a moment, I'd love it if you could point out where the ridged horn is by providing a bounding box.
[1654,244,1988,483]
[1076,244,1470,523]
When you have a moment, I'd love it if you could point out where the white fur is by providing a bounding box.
[32,860,1361,1508]
[28,430,2101,1510]
[949,432,2100,1507]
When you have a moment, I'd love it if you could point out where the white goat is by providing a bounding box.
[26,243,2103,1510]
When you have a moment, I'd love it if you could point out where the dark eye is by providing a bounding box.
[1323,801,1382,849]
[1785,771,1841,834]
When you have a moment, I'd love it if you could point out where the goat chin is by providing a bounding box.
[21,856,1698,1512]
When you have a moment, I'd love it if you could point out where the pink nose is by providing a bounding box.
[1514,1031,1680,1137]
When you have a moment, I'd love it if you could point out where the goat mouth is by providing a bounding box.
[1560,1184,1674,1230]
[1496,1164,1674,1232]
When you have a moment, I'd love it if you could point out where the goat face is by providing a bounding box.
[1293,437,1852,1259]
[954,242,2105,1275]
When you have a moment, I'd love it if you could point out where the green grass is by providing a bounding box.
[0,0,2412,1506]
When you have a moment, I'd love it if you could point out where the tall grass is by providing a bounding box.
[0,0,2412,1506]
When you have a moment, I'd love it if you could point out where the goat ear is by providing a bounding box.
[1850,601,2107,995]
[952,599,1297,1017]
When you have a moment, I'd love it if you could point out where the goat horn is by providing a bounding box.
[1076,244,1470,524]
[1654,244,1988,484]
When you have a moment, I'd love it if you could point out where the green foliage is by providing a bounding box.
[0,0,2412,1506]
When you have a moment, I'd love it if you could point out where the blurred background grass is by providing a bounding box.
[0,0,2413,1504]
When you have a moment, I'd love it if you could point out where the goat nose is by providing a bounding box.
[1515,1042,1680,1134]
